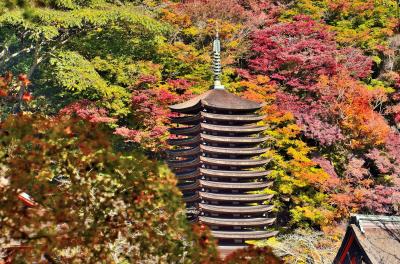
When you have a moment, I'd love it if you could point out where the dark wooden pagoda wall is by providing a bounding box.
[167,106,277,245]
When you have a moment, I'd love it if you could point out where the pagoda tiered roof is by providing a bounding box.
[174,170,200,180]
[170,114,201,125]
[200,168,271,178]
[201,112,265,123]
[168,134,268,146]
[169,89,262,113]
[168,157,269,169]
[169,125,201,135]
[200,134,268,144]
[174,168,272,180]
[198,179,272,190]
[198,204,273,214]
[167,147,200,157]
[200,156,270,167]
[170,112,266,125]
[169,123,268,135]
[167,36,276,246]
[178,182,199,191]
[167,135,201,146]
[198,216,276,227]
[167,145,268,157]
[182,193,199,203]
[167,157,200,168]
[211,230,278,240]
[201,123,268,133]
[199,192,274,202]
[200,145,268,155]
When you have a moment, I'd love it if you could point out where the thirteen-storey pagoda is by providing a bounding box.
[167,34,277,247]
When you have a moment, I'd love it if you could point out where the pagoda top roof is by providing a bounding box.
[170,89,262,113]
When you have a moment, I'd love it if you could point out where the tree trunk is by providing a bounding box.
[379,34,400,77]
[13,40,41,114]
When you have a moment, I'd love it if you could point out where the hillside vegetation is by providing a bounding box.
[0,0,399,263]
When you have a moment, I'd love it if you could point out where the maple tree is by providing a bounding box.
[315,73,390,148]
[281,0,398,57]
[249,15,372,91]
[1,0,400,262]
[247,13,399,222]
[111,78,196,152]
[235,74,336,228]
[1,113,247,262]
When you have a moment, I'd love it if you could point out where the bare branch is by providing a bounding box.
[1,44,35,65]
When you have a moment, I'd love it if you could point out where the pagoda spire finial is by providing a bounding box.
[212,24,224,90]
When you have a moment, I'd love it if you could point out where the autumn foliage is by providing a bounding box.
[0,114,199,262]
[246,13,399,224]
[1,0,400,262]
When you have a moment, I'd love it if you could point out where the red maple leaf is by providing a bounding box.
[22,92,33,101]
[18,74,31,86]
